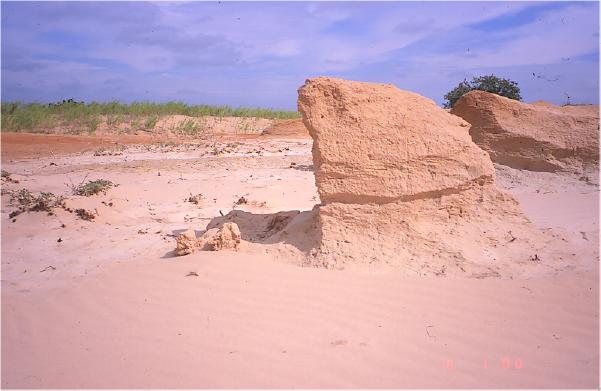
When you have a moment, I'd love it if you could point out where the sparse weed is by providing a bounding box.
[8,188,66,218]
[237,122,252,134]
[174,119,204,136]
[93,145,125,156]
[187,193,204,205]
[106,114,124,128]
[144,115,159,130]
[72,179,115,196]
[85,116,101,134]
[1,170,19,183]
[75,208,96,221]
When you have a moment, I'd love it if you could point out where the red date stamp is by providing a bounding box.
[446,358,524,371]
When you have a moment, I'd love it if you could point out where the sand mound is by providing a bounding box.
[451,91,599,173]
[261,119,309,137]
[297,77,568,277]
[155,115,273,135]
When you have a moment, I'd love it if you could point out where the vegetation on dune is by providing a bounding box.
[72,179,116,196]
[444,75,522,108]
[173,119,204,135]
[0,99,300,132]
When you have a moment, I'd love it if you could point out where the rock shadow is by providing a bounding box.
[289,164,314,172]
[204,208,320,253]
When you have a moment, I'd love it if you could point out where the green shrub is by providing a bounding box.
[73,179,115,196]
[444,75,522,108]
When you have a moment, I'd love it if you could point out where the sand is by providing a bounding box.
[1,133,598,388]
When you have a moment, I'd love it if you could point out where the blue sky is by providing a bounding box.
[1,1,599,109]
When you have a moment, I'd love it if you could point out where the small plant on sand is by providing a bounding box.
[236,122,252,134]
[144,115,159,130]
[72,179,115,196]
[85,116,101,134]
[187,193,204,205]
[174,119,204,136]
[93,145,125,156]
[1,170,18,183]
[8,189,66,218]
[75,208,96,221]
[106,114,125,129]
[130,118,142,131]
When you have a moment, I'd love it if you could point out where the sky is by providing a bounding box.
[1,1,599,109]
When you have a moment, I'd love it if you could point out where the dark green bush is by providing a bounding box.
[444,75,522,108]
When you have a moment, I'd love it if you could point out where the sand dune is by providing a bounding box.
[2,250,597,388]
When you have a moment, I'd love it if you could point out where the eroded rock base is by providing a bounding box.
[308,185,571,278]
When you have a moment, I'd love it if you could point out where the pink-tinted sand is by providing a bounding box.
[1,135,598,388]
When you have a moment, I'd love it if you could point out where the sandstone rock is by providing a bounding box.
[174,223,242,255]
[451,91,599,173]
[298,77,495,204]
[202,222,241,251]
[174,229,198,256]
[297,77,569,277]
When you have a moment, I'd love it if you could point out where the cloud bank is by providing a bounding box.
[1,1,598,108]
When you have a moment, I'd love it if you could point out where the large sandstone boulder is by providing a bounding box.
[451,91,599,173]
[297,77,570,277]
[298,77,495,204]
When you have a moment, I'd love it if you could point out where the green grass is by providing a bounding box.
[0,100,300,132]
[144,115,159,130]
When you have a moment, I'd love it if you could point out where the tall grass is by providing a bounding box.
[0,100,300,132]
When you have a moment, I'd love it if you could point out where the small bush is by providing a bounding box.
[1,170,19,183]
[85,116,101,134]
[75,208,96,221]
[444,75,522,108]
[187,193,204,204]
[8,189,66,218]
[73,179,115,196]
[106,114,124,128]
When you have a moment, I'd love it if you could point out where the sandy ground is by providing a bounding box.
[1,133,598,388]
